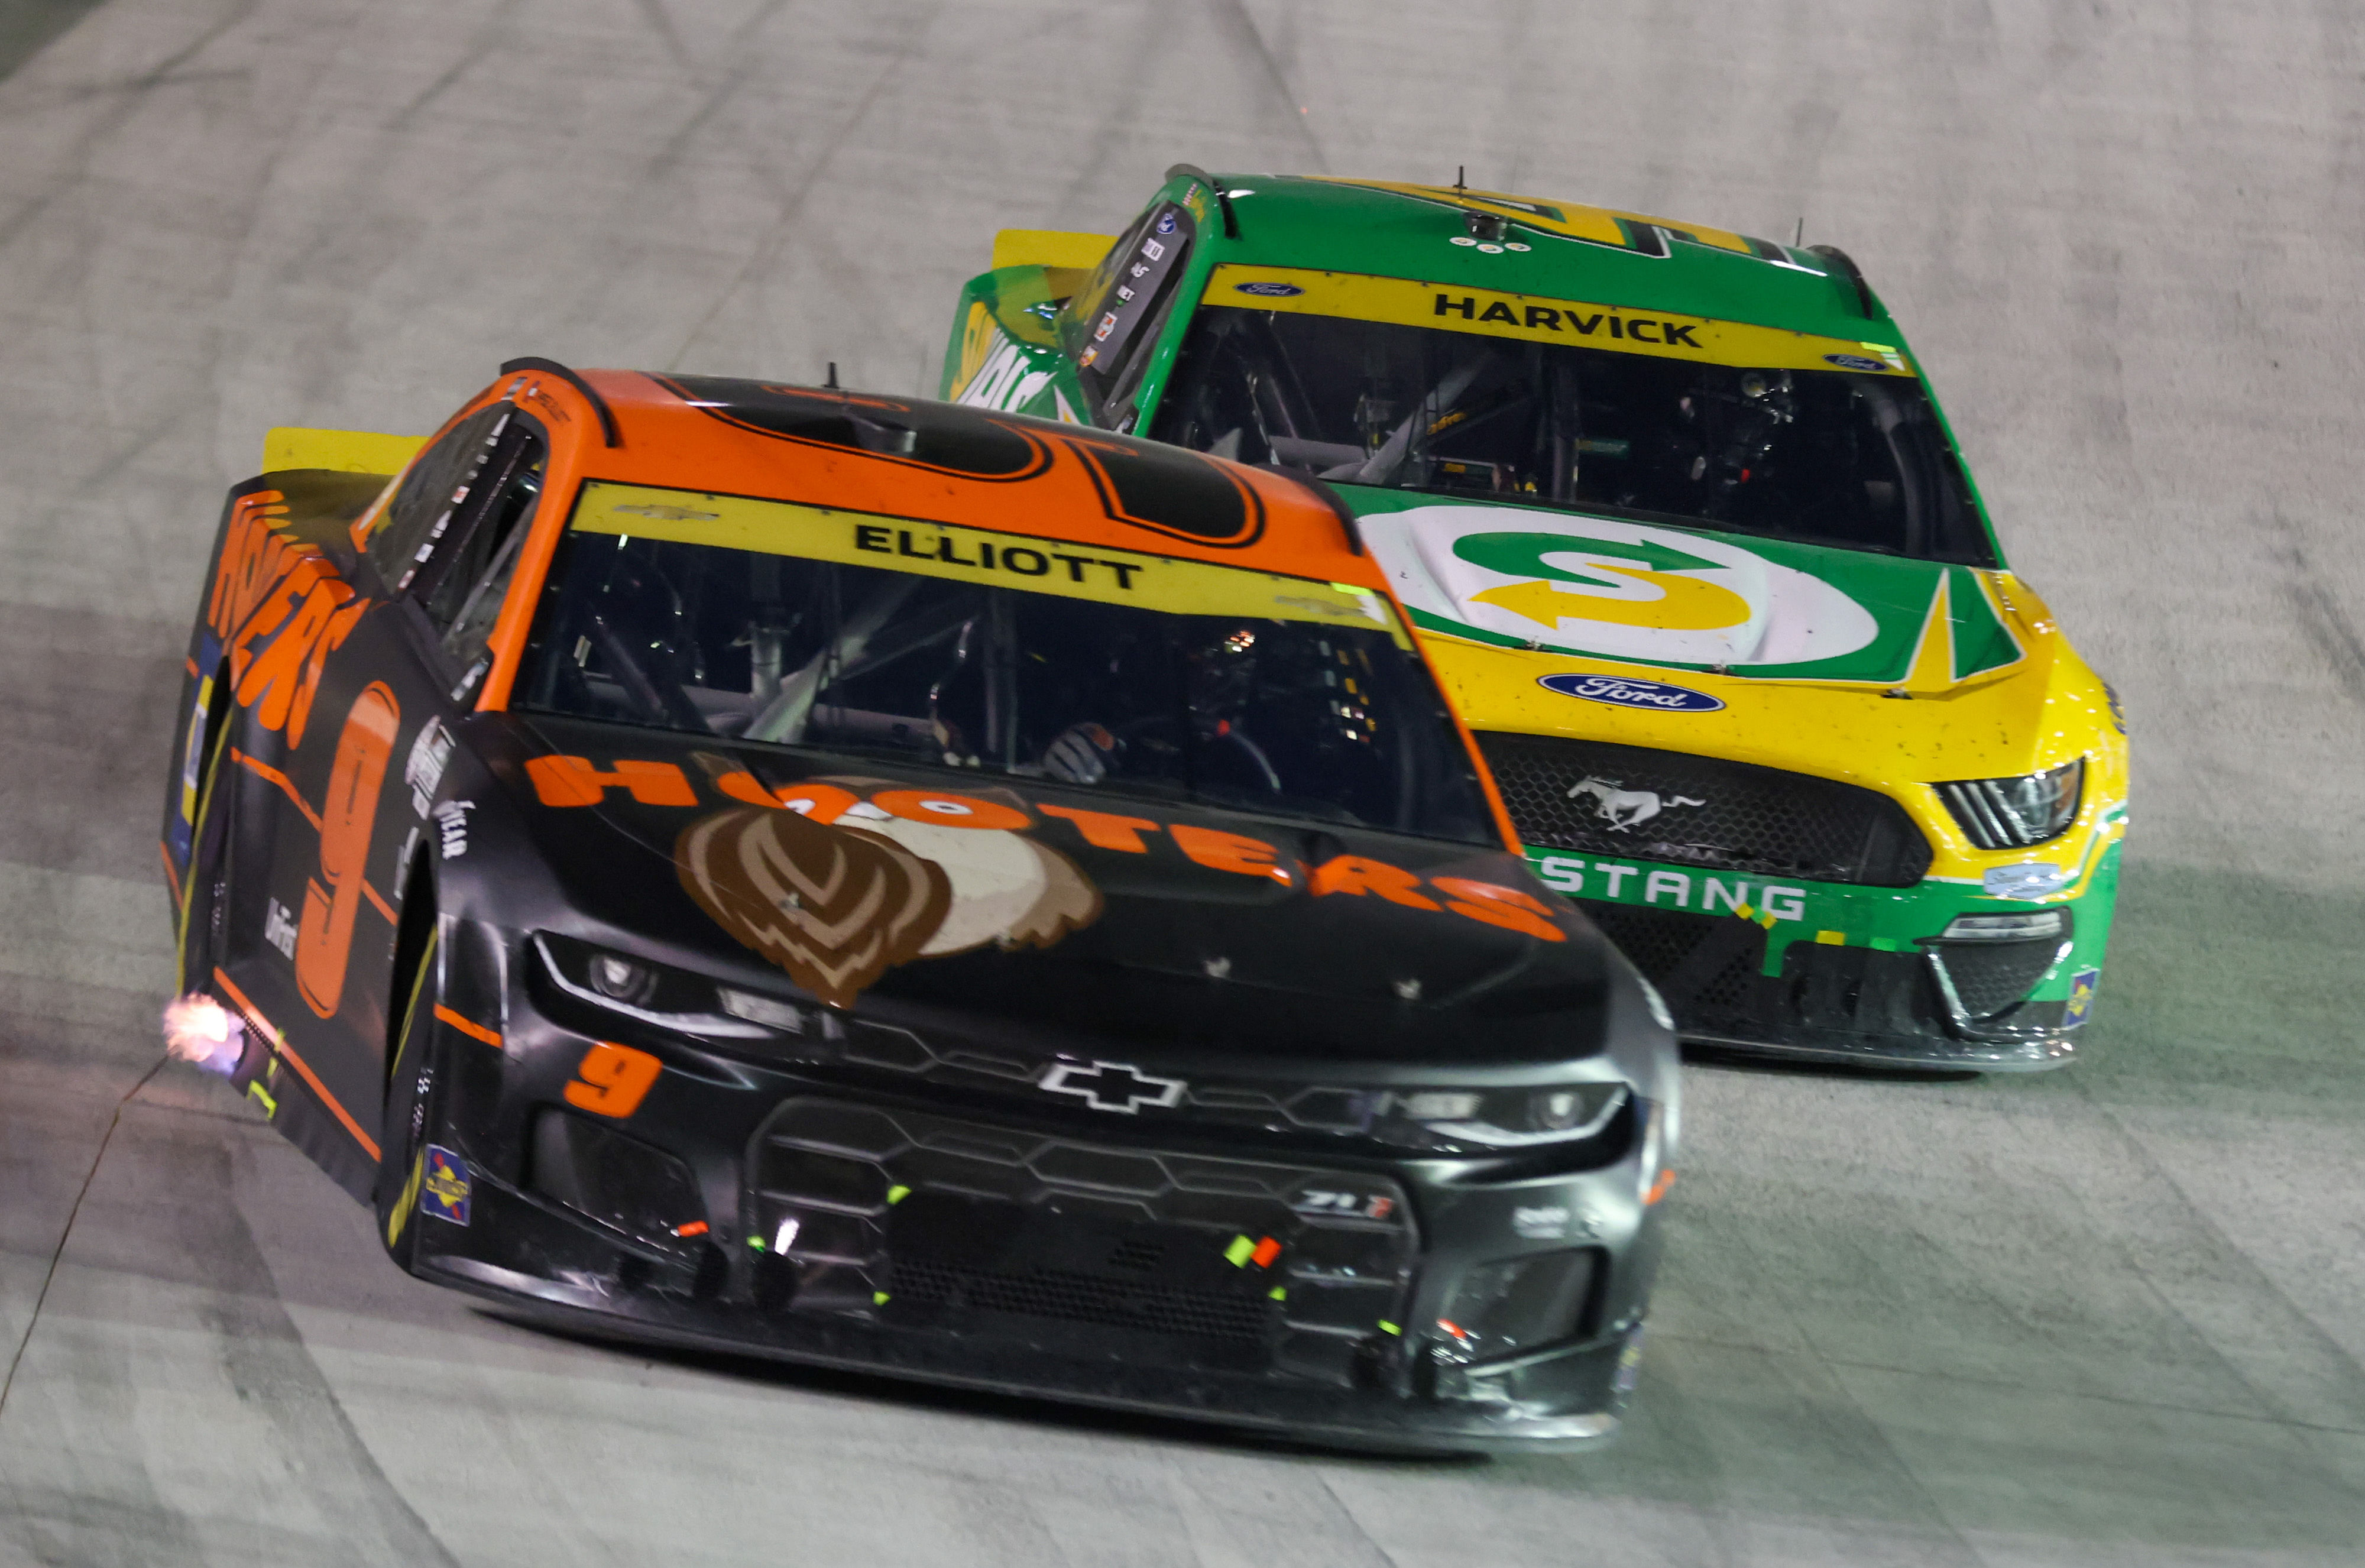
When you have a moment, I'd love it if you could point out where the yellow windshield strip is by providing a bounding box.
[1203,264,1916,377]
[571,482,1410,647]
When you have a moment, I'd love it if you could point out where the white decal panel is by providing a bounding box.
[1362,504,1877,668]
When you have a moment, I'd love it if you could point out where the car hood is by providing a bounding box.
[1343,490,2109,787]
[484,715,1618,1065]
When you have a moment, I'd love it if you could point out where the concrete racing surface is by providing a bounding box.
[2,1,2361,1561]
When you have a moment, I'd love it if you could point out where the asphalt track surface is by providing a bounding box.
[2,2,2362,1563]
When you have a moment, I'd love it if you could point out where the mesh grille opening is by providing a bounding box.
[1935,939,2061,1018]
[890,1257,1271,1345]
[1478,732,1932,887]
[1580,901,1770,1029]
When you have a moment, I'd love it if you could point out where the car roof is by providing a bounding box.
[1197,174,1888,342]
[547,369,1384,589]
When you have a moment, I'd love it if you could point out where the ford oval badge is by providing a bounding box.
[1234,281,1304,297]
[1538,672,1725,713]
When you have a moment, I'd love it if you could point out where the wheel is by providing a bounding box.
[375,926,442,1267]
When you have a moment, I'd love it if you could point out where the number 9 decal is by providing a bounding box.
[564,1041,662,1118]
[296,681,400,1018]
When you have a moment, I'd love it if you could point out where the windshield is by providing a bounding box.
[513,484,1498,844]
[1151,291,1996,566]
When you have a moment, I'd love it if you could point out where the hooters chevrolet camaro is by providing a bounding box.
[944,170,2130,1069]
[160,363,1680,1450]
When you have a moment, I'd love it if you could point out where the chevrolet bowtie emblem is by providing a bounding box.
[1039,1060,1187,1114]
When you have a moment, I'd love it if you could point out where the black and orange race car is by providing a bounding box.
[158,361,1680,1450]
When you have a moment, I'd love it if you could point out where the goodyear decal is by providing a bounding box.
[1204,264,1913,378]
[572,482,1407,645]
[1355,499,2021,685]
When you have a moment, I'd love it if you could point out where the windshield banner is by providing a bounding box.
[1202,265,1916,379]
[570,482,1407,644]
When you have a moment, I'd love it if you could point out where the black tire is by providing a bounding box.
[375,926,442,1267]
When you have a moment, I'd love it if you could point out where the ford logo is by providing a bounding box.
[1538,672,1725,712]
[1823,352,1890,372]
[1234,281,1304,297]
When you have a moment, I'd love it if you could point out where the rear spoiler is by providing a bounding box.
[990,229,1114,273]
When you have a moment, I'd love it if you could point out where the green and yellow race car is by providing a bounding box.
[941,167,2127,1070]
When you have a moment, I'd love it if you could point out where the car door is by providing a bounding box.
[231,399,552,1198]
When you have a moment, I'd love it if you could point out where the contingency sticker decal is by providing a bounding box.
[1357,502,2023,686]
[420,1145,472,1225]
[2063,968,2100,1026]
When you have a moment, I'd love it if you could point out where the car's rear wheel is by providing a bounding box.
[375,924,443,1268]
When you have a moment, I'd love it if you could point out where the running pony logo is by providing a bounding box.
[1568,777,1706,832]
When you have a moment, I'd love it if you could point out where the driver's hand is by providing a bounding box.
[1042,723,1119,785]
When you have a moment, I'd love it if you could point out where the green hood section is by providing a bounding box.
[1342,488,2021,686]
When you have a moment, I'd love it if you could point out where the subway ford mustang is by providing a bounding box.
[945,169,2130,1069]
[159,365,1679,1450]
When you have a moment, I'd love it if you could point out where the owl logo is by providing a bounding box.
[675,777,1100,1009]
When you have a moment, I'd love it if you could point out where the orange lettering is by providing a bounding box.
[286,597,371,747]
[1171,823,1294,884]
[209,490,290,636]
[296,682,399,1017]
[1310,856,1440,910]
[236,576,355,733]
[1430,877,1568,942]
[564,1040,662,1118]
[715,772,861,823]
[227,550,331,686]
[525,756,697,808]
[871,789,1032,831]
[714,770,777,808]
[771,782,860,822]
[1038,804,1160,853]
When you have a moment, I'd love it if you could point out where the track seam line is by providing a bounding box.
[0,1056,166,1418]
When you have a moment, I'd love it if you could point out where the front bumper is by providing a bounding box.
[410,958,1665,1452]
[1533,843,2122,1072]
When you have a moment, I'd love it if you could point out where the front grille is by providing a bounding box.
[1932,938,2061,1019]
[1581,901,1769,1026]
[1477,733,1932,887]
[746,1099,1414,1381]
[892,1252,1271,1346]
